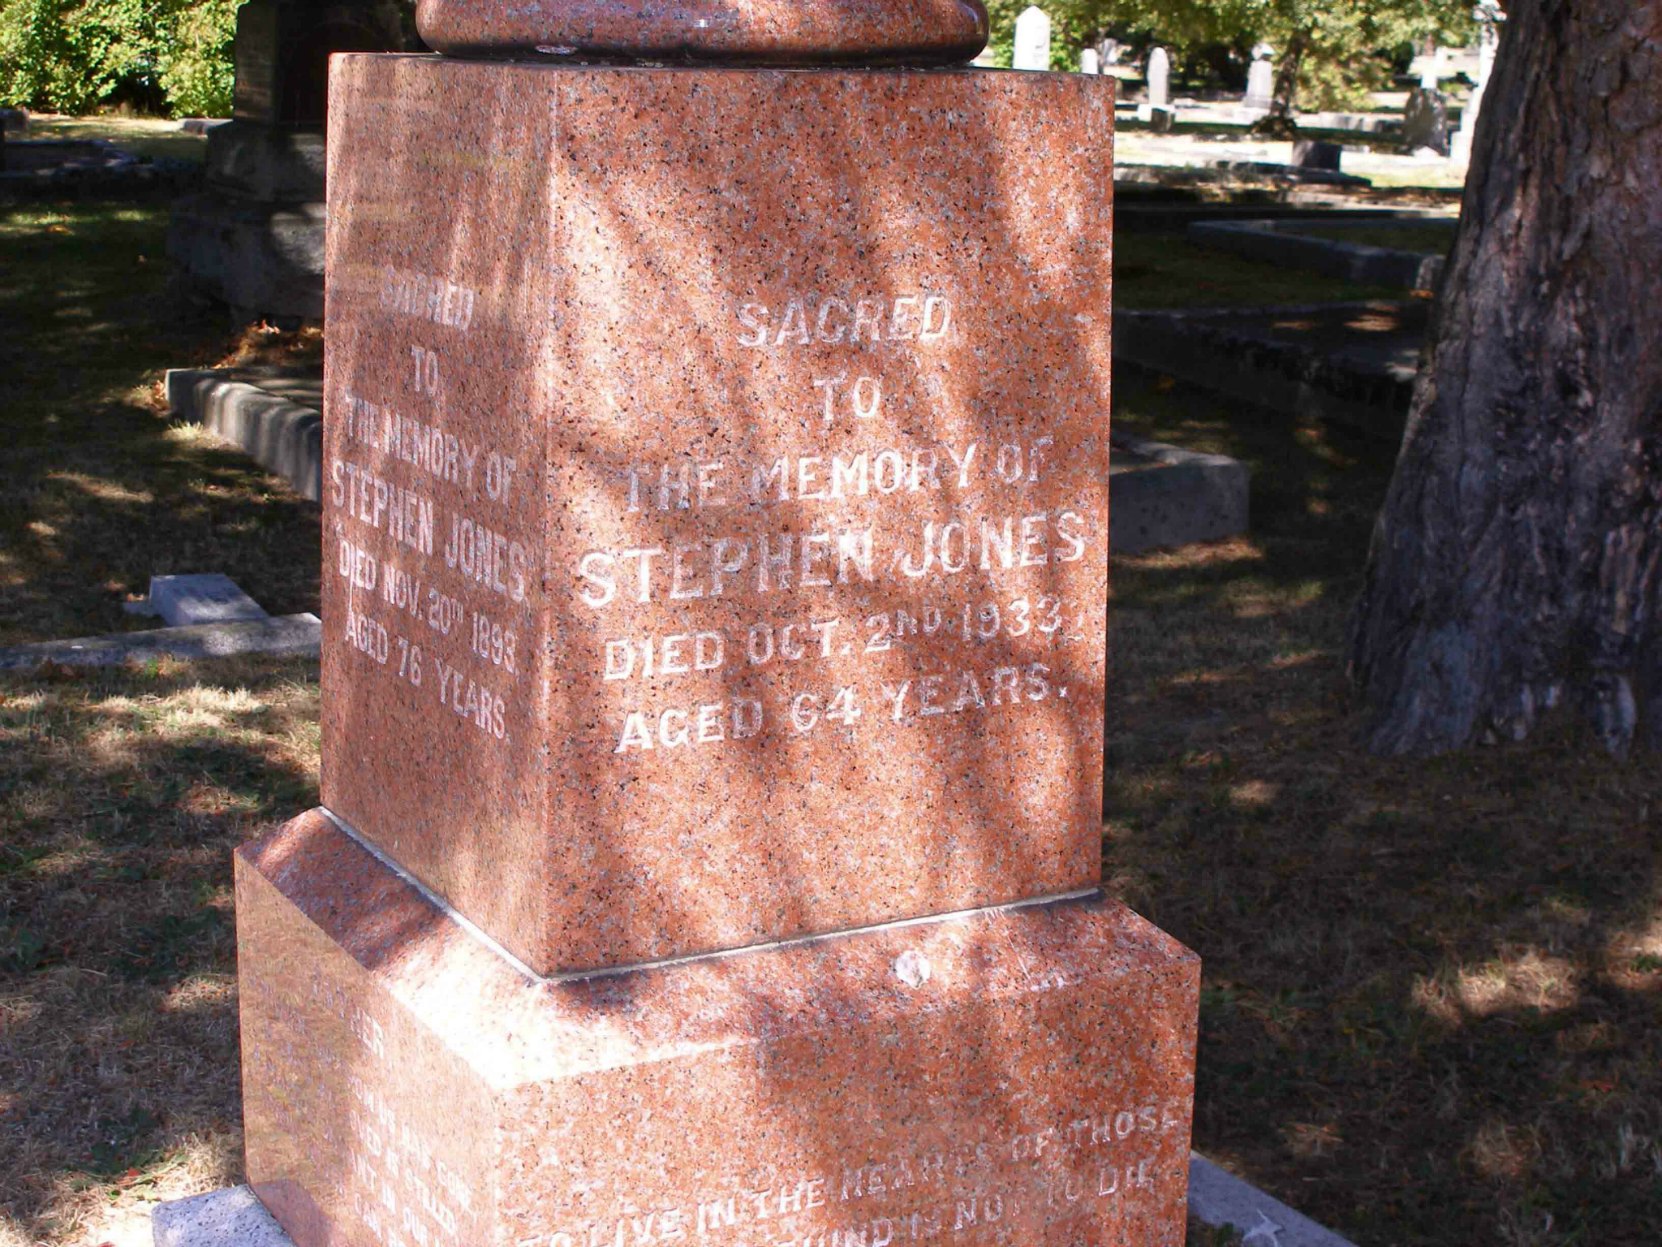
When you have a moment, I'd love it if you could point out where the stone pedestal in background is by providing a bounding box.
[167,0,415,321]
[234,47,1199,1247]
[1402,84,1451,157]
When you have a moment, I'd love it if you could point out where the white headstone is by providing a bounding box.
[1244,43,1275,112]
[1452,2,1505,161]
[1012,5,1051,72]
[1420,49,1443,91]
[129,574,269,627]
[1147,47,1171,109]
[1080,48,1099,75]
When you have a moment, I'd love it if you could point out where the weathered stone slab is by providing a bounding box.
[165,197,327,321]
[1109,433,1249,555]
[236,809,1199,1247]
[1188,1155,1358,1247]
[134,574,270,627]
[0,615,321,672]
[153,1185,292,1247]
[322,57,1116,974]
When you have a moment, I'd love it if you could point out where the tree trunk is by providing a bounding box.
[1269,29,1307,122]
[1349,0,1662,757]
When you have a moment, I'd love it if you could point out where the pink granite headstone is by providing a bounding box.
[235,7,1200,1245]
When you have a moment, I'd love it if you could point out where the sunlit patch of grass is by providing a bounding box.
[0,657,318,1242]
[1413,952,1583,1024]
[24,114,210,165]
[1108,366,1662,1244]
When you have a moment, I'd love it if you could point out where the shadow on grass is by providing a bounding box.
[1109,371,1662,1245]
[0,203,322,647]
[0,655,320,1240]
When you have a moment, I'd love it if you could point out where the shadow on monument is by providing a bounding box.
[279,54,1195,1247]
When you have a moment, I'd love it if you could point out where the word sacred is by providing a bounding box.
[736,293,953,349]
[379,266,477,333]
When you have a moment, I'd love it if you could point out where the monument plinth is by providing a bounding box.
[235,21,1201,1247]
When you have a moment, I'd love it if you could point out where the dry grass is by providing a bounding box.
[1111,370,1662,1245]
[0,204,323,645]
[2,205,1657,1246]
[0,656,319,1245]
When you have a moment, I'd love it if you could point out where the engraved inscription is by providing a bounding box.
[331,270,1103,768]
[519,1102,1185,1247]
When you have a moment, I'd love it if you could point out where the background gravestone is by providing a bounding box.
[1403,85,1451,156]
[1242,42,1274,115]
[1013,4,1052,70]
[167,0,418,322]
[1452,1,1505,161]
[232,5,1200,1246]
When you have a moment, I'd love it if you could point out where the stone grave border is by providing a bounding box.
[166,367,324,502]
[0,139,200,201]
[0,614,321,672]
[1188,217,1452,291]
[1115,302,1420,444]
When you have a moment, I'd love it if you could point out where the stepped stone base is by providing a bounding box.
[234,809,1200,1247]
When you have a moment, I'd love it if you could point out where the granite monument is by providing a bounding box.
[233,4,1200,1244]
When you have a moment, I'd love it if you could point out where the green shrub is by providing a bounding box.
[156,0,237,117]
[0,0,239,117]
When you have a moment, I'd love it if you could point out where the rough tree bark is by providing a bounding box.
[1268,28,1307,124]
[1350,0,1662,756]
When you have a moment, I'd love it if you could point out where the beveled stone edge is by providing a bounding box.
[321,807,1103,987]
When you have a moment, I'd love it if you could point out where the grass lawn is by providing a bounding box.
[1295,222,1459,254]
[21,115,210,165]
[1115,233,1402,309]
[1111,371,1662,1245]
[0,204,320,646]
[2,202,1659,1247]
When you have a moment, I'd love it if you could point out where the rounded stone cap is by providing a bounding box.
[415,0,990,65]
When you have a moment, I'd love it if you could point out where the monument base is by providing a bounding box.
[236,810,1199,1247]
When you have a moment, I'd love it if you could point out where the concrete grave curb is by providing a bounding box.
[165,367,324,502]
[1189,1154,1360,1246]
[1188,218,1448,292]
[1115,302,1421,442]
[0,615,321,672]
[152,1158,1360,1246]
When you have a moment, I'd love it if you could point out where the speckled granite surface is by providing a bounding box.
[230,51,1200,1247]
[321,57,1117,976]
[237,811,1199,1247]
